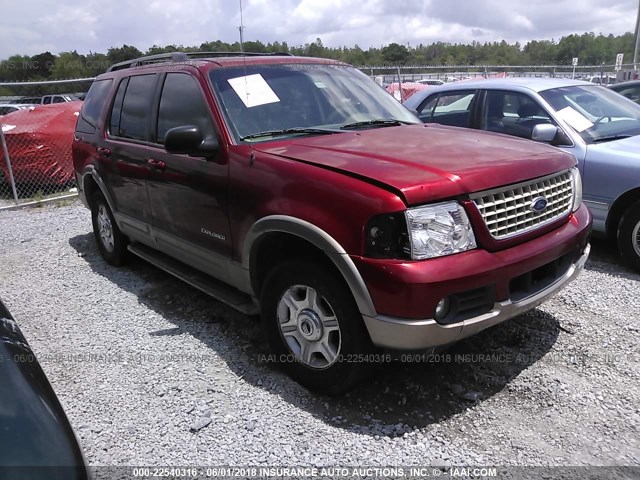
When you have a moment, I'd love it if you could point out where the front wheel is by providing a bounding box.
[617,200,640,272]
[260,260,374,395]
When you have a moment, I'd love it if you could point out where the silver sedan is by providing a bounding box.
[404,77,640,272]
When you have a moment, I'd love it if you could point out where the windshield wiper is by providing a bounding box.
[240,127,341,141]
[592,134,633,143]
[340,118,415,130]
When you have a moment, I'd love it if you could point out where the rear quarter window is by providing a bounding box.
[109,78,128,136]
[76,79,113,134]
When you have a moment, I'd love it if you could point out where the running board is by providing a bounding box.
[127,243,259,316]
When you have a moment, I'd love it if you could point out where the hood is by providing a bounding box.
[253,124,576,205]
[587,133,640,159]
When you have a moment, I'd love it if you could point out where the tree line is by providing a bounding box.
[0,32,636,82]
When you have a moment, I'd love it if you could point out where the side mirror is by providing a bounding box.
[197,137,219,158]
[164,125,218,157]
[531,124,558,143]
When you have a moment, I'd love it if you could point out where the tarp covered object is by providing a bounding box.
[0,101,81,185]
[385,82,429,101]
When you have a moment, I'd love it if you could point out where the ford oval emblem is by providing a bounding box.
[530,196,548,213]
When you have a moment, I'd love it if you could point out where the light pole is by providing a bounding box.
[634,0,640,71]
[238,0,245,53]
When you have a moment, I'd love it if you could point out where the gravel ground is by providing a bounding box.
[0,194,18,208]
[0,201,638,467]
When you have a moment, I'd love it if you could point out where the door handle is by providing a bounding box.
[146,158,166,171]
[97,147,111,158]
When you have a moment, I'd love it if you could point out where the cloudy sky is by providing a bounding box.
[0,0,637,59]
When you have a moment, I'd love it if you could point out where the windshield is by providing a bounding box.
[209,63,419,142]
[539,85,640,143]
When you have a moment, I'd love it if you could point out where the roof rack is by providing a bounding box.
[107,51,293,72]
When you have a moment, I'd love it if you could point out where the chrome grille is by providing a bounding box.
[472,171,573,240]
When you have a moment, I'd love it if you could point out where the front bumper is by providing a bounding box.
[362,242,589,350]
[358,204,592,350]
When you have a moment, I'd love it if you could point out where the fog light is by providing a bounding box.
[434,297,451,321]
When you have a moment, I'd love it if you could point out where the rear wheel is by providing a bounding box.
[91,192,128,266]
[260,260,374,395]
[617,200,640,272]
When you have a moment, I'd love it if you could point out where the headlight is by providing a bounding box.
[570,167,582,212]
[405,201,477,260]
[365,212,411,259]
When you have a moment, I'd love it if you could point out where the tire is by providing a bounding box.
[260,260,375,395]
[91,191,129,266]
[617,200,640,273]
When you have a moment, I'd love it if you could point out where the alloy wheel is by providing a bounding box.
[276,284,341,369]
[97,204,115,253]
[633,219,640,259]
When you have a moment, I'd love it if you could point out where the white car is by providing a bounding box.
[41,94,80,104]
[416,79,445,86]
[0,104,30,116]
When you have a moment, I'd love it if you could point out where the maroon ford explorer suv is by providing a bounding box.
[73,52,591,394]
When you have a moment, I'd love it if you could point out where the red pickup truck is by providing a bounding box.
[73,52,591,394]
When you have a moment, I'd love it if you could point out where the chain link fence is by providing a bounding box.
[1,63,637,208]
[0,78,94,207]
[366,63,639,85]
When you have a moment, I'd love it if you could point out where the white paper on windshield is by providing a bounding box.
[1,124,16,133]
[227,74,280,108]
[555,106,594,132]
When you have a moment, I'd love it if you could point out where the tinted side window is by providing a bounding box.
[421,91,476,128]
[481,90,553,139]
[434,92,474,113]
[156,73,214,144]
[43,96,52,105]
[118,74,157,141]
[416,95,439,122]
[76,79,113,134]
[52,96,66,104]
[617,86,640,103]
